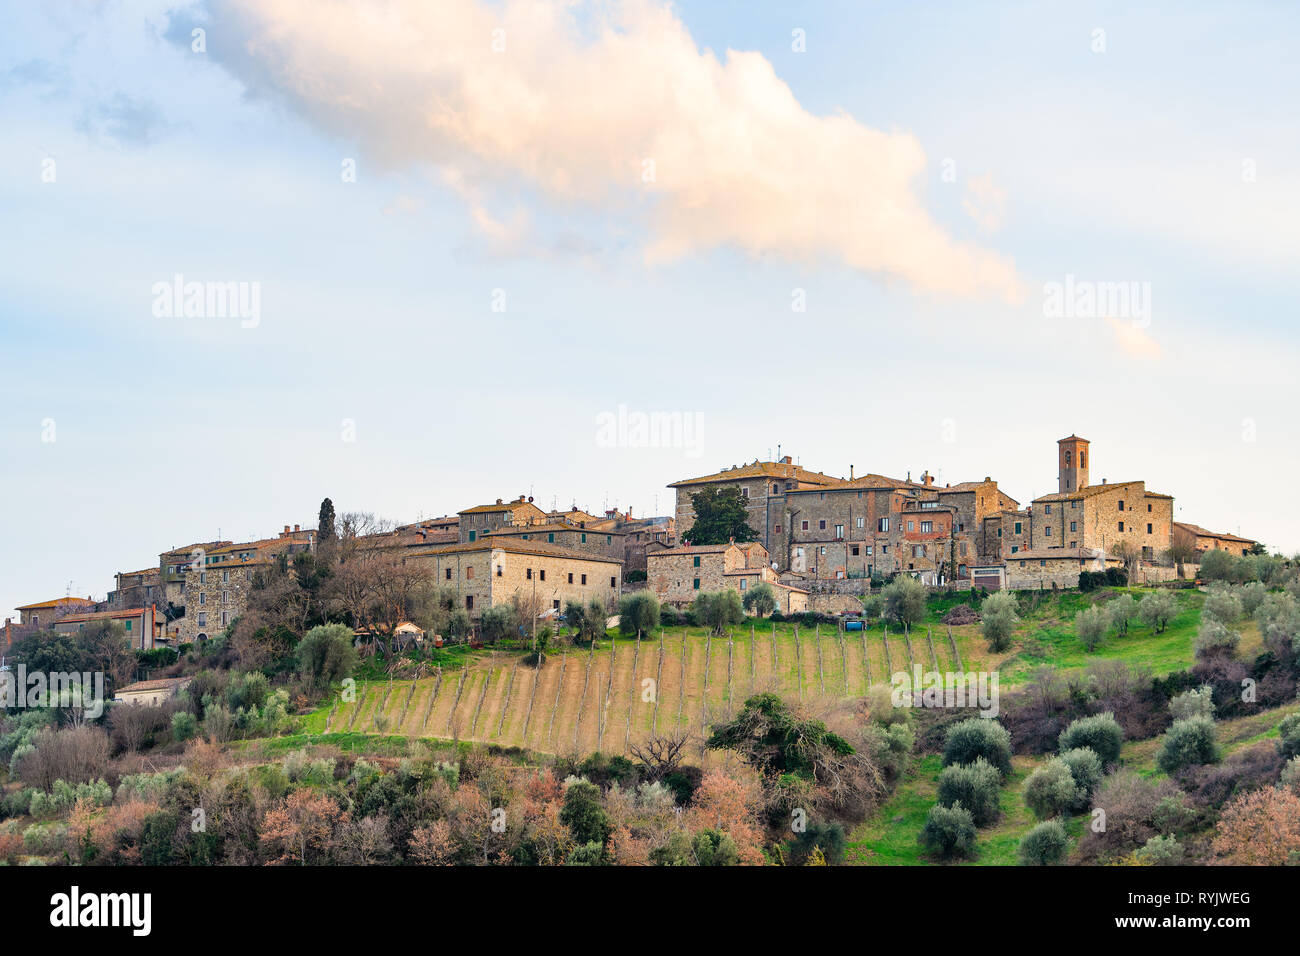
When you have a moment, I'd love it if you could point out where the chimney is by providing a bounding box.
[528,496,534,503]
[496,498,503,505]
[294,524,300,533]
[780,455,792,464]
[283,525,290,534]
[850,464,855,480]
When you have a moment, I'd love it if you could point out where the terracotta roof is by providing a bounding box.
[459,498,544,515]
[1174,522,1254,544]
[1008,547,1114,561]
[649,543,734,556]
[115,677,191,694]
[162,541,231,557]
[410,540,623,565]
[490,522,625,538]
[792,473,909,491]
[57,608,155,624]
[669,460,841,488]
[116,568,160,578]
[15,597,94,611]
[1033,480,1149,503]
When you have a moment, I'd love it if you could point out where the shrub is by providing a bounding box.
[860,594,883,622]
[1074,605,1107,652]
[919,802,977,860]
[1022,758,1079,820]
[296,623,358,693]
[1059,747,1104,812]
[617,592,661,638]
[1277,713,1300,761]
[1211,786,1300,865]
[1157,716,1220,775]
[479,603,517,644]
[1138,591,1177,633]
[170,711,198,743]
[1281,756,1300,794]
[1255,592,1300,657]
[1193,619,1239,661]
[1136,834,1184,866]
[941,718,1013,776]
[1107,594,1138,635]
[882,576,927,630]
[1018,820,1069,865]
[1168,685,1215,721]
[693,591,744,635]
[1237,581,1267,617]
[741,583,778,619]
[980,592,1018,652]
[784,821,847,865]
[935,758,1003,827]
[560,780,611,847]
[1059,713,1123,766]
[1198,549,1239,583]
[1202,586,1241,624]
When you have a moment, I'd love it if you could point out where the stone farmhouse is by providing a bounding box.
[647,540,808,613]
[1173,522,1256,557]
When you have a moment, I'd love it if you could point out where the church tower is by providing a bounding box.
[1058,435,1090,494]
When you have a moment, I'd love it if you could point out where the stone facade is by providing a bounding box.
[1030,480,1173,561]
[486,521,625,562]
[408,540,622,616]
[458,496,548,543]
[54,606,165,651]
[176,561,265,643]
[1004,548,1122,590]
[1172,522,1256,557]
[646,541,807,613]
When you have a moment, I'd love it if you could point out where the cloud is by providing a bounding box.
[76,93,173,146]
[174,0,1023,301]
[1106,317,1161,359]
[962,173,1007,232]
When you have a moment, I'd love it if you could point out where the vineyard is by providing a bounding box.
[315,621,997,757]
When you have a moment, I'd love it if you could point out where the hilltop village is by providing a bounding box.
[2,434,1258,654]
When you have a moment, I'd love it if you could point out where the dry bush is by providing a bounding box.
[1212,786,1300,864]
[17,725,111,790]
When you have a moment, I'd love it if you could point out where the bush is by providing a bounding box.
[1022,758,1079,820]
[941,718,1013,776]
[171,711,198,743]
[479,603,517,644]
[1255,592,1300,657]
[980,592,1018,652]
[1018,820,1069,865]
[741,583,778,619]
[1198,549,1239,583]
[1193,619,1239,660]
[296,624,358,693]
[1138,591,1177,633]
[1059,713,1123,766]
[882,576,927,629]
[1107,594,1138,635]
[693,591,744,635]
[919,802,977,860]
[784,821,847,865]
[1168,685,1215,721]
[617,592,661,638]
[1201,586,1241,624]
[1277,713,1300,761]
[1059,747,1104,811]
[1281,756,1300,794]
[1157,716,1220,775]
[1074,605,1107,652]
[1136,834,1185,866]
[935,758,1003,827]
[1237,581,1267,617]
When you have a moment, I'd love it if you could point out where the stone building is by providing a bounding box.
[485,520,626,562]
[1027,479,1173,561]
[646,541,808,613]
[159,540,232,609]
[458,496,549,542]
[406,539,622,616]
[54,606,166,651]
[1172,522,1256,557]
[108,568,164,611]
[1004,548,1123,590]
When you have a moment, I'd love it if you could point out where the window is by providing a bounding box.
[445,568,452,580]
[1014,522,1022,535]
[1045,526,1052,536]
[819,520,826,530]
[553,600,561,610]
[539,569,546,581]
[221,591,229,604]
[774,523,782,534]
[865,546,873,555]
[856,517,865,528]
[907,520,914,531]
[693,578,701,590]
[772,483,779,494]
[1147,503,1152,512]
[1070,540,1077,548]
[466,566,474,579]
[606,535,612,544]
[1045,504,1052,514]
[221,611,229,626]
[801,520,809,531]
[1118,521,1125,532]
[197,612,207,627]
[581,533,587,543]
[581,574,587,585]
[741,487,749,498]
[920,521,932,533]
[222,570,229,583]
[496,565,503,576]
[199,572,206,585]
[834,524,844,539]
[851,545,860,556]
[1011,546,1019,554]
[998,528,1003,538]
[468,530,476,542]
[878,517,890,532]
[1118,500,1125,511]
[199,592,206,605]
[466,595,474,611]
[568,573,574,584]
[526,568,533,580]
[740,579,748,590]
[547,533,555,543]
[1147,523,1153,534]
[693,555,701,567]
[610,577,616,587]
[125,621,132,631]
[1070,521,1077,532]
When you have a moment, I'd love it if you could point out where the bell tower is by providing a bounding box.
[1058,435,1089,494]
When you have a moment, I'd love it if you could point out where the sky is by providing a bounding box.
[2,0,1298,617]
